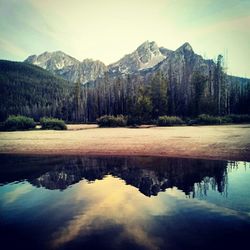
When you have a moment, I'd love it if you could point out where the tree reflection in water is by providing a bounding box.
[0,155,230,197]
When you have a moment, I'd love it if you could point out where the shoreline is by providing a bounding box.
[1,151,249,162]
[0,124,250,162]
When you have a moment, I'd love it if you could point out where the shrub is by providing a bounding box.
[185,117,197,126]
[96,115,127,127]
[157,116,184,126]
[3,115,36,131]
[127,116,144,126]
[220,116,233,124]
[225,114,250,124]
[195,114,222,125]
[40,117,67,130]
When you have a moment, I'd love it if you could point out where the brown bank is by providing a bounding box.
[0,124,250,161]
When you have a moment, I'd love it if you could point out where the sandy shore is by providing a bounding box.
[0,124,250,161]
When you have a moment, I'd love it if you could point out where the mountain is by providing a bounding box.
[139,42,216,98]
[152,42,214,76]
[94,41,216,90]
[25,51,78,70]
[108,41,167,74]
[25,51,107,84]
[23,41,214,85]
[0,60,74,121]
[24,41,249,90]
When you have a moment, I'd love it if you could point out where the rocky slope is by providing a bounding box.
[148,42,214,79]
[55,58,107,84]
[25,51,78,70]
[108,40,167,74]
[25,51,107,84]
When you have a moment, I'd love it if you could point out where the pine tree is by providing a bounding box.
[150,71,168,119]
[75,79,81,121]
[190,71,207,116]
[134,86,152,123]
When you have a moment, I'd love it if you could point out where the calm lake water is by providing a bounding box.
[0,155,250,250]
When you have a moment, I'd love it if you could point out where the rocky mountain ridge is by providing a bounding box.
[25,41,210,84]
[108,40,167,74]
[25,51,107,84]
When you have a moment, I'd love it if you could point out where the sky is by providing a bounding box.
[0,0,249,77]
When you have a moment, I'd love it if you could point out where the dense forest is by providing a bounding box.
[0,60,75,121]
[0,58,250,123]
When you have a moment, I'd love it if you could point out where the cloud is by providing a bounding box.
[51,176,167,249]
[3,183,33,204]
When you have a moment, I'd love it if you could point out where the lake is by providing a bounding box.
[0,155,249,250]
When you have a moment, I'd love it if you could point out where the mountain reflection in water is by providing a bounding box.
[0,155,229,197]
[0,155,249,250]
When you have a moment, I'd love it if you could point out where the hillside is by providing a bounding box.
[0,60,75,121]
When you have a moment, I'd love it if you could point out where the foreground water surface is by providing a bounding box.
[0,155,250,250]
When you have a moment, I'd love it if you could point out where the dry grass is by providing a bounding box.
[0,124,250,161]
[66,124,98,130]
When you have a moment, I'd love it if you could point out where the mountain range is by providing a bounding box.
[1,40,249,122]
[24,41,215,84]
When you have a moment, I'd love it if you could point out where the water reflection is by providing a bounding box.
[0,155,228,197]
[51,176,166,249]
[0,155,250,250]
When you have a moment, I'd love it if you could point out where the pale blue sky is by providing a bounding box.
[0,0,249,77]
